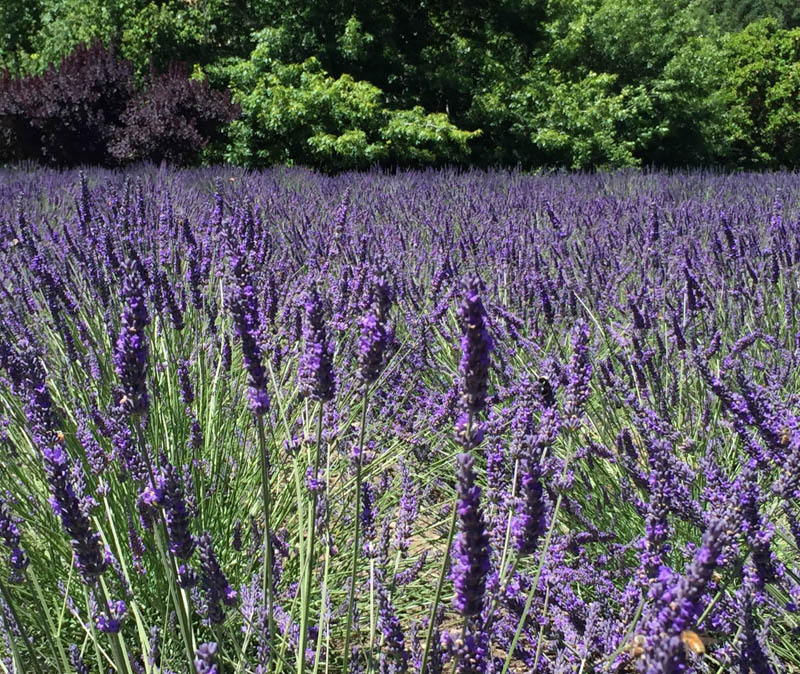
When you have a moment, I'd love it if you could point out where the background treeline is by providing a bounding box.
[2,0,800,170]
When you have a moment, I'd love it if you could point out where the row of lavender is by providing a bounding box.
[0,166,798,673]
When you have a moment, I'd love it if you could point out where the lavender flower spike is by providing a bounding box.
[194,642,219,674]
[358,306,388,384]
[452,453,491,620]
[43,444,107,584]
[459,278,492,415]
[198,532,238,625]
[69,644,89,674]
[645,518,728,673]
[512,456,546,556]
[156,462,196,560]
[563,321,592,430]
[376,568,408,673]
[95,599,127,633]
[0,499,29,582]
[114,261,151,416]
[299,285,335,401]
[229,250,270,415]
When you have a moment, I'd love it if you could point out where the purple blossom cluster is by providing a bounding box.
[42,444,108,584]
[299,285,336,401]
[0,500,28,582]
[113,261,151,416]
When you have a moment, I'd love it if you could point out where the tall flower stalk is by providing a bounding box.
[298,285,335,674]
[343,283,390,672]
[422,277,493,674]
[114,261,151,417]
[115,261,196,670]
[230,241,275,664]
[23,343,132,674]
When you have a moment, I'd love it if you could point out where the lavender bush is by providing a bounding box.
[0,165,798,673]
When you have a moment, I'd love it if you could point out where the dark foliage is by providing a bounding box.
[0,42,134,166]
[0,42,238,167]
[110,63,239,166]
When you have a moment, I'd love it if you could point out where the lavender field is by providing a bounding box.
[0,166,799,674]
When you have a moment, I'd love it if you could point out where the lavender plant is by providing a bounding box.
[0,166,797,674]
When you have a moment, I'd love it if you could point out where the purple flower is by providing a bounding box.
[645,518,728,672]
[194,642,219,674]
[299,285,335,401]
[671,312,687,351]
[512,457,545,556]
[43,445,107,584]
[736,469,776,590]
[148,625,161,668]
[178,359,194,405]
[0,499,28,581]
[229,250,270,415]
[452,453,491,620]
[738,589,776,674]
[361,482,377,545]
[458,278,492,415]
[443,630,489,674]
[156,461,196,560]
[95,599,126,634]
[69,644,89,674]
[76,414,108,475]
[454,412,485,450]
[358,308,389,384]
[376,569,408,673]
[684,265,704,312]
[110,402,148,483]
[127,514,146,574]
[563,321,592,430]
[395,465,417,556]
[328,190,350,257]
[113,261,150,416]
[232,519,243,552]
[198,532,238,625]
[178,564,199,589]
[394,550,429,587]
[20,344,61,450]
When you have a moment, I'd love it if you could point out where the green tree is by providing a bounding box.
[29,0,128,68]
[702,0,800,30]
[120,1,207,77]
[225,46,478,170]
[0,0,42,72]
[722,18,800,166]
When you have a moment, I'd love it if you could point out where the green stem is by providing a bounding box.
[82,585,111,672]
[342,385,370,673]
[255,415,276,672]
[500,493,563,674]
[299,402,324,674]
[28,568,70,672]
[533,584,551,670]
[313,404,335,674]
[132,418,197,671]
[96,577,133,674]
[368,558,376,673]
[496,458,521,587]
[419,494,459,674]
[0,577,45,674]
[421,408,476,674]
[96,499,152,671]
